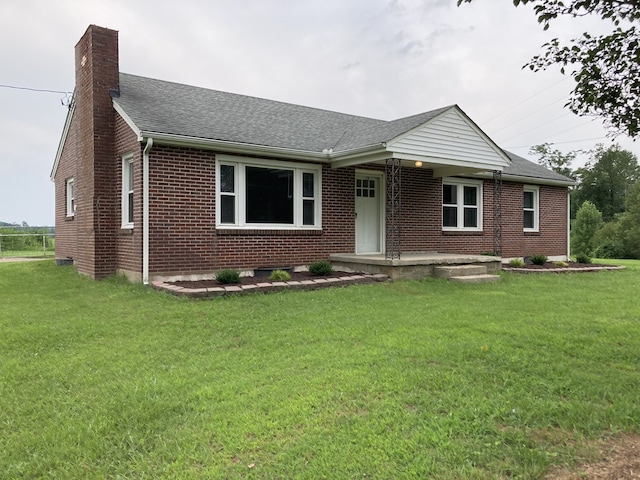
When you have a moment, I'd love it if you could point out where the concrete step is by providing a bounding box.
[451,274,500,284]
[434,264,488,279]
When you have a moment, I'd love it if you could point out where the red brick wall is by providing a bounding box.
[146,148,357,277]
[114,115,143,277]
[71,25,120,279]
[53,112,78,261]
[143,157,569,278]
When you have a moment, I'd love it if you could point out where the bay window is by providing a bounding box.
[216,155,321,229]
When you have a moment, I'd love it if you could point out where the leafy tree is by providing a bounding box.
[618,182,640,259]
[528,143,577,178]
[457,0,640,137]
[573,144,640,221]
[571,200,603,256]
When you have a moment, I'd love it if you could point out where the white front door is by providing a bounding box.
[355,173,382,254]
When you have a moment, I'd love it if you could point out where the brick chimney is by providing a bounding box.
[74,25,119,279]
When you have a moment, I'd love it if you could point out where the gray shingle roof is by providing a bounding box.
[503,151,575,185]
[113,73,573,185]
[115,73,385,153]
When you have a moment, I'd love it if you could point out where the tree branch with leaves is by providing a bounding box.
[458,0,640,138]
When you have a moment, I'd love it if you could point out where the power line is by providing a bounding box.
[480,76,570,125]
[0,83,72,95]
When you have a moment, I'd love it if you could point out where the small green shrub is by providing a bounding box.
[508,258,525,267]
[553,261,569,267]
[308,260,333,276]
[215,269,241,284]
[530,254,548,266]
[269,269,291,281]
[574,253,592,264]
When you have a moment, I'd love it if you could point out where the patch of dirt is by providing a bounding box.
[547,433,640,479]
[170,270,362,288]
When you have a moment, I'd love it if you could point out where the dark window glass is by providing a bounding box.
[303,199,314,225]
[221,195,235,224]
[463,186,477,206]
[128,192,134,223]
[443,206,457,227]
[303,173,314,198]
[524,210,534,229]
[524,191,534,209]
[246,166,294,224]
[443,184,457,205]
[220,165,235,193]
[463,207,477,228]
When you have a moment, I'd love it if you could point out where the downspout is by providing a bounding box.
[567,187,571,261]
[143,137,153,285]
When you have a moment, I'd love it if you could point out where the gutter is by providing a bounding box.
[142,137,153,285]
[140,131,332,163]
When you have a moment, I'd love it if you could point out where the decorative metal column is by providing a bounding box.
[493,170,503,257]
[385,158,402,260]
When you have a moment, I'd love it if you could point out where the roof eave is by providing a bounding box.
[50,95,76,181]
[142,131,332,162]
[472,171,576,187]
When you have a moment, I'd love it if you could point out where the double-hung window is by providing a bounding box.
[66,178,75,217]
[442,178,483,231]
[216,155,321,229]
[523,185,539,232]
[121,154,134,228]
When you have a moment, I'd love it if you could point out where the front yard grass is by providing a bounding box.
[1,260,638,479]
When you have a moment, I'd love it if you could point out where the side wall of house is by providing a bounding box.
[53,113,79,261]
[399,170,568,258]
[114,115,144,280]
[146,146,356,278]
[144,155,568,279]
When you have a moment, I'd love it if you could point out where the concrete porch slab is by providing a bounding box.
[329,252,501,281]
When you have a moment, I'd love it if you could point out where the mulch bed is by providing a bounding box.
[170,270,364,288]
[503,261,624,273]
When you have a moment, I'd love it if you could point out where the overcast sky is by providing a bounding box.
[1,0,638,226]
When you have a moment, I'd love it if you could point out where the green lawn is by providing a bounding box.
[1,260,638,479]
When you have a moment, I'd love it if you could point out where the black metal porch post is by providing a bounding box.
[493,170,503,257]
[385,158,402,260]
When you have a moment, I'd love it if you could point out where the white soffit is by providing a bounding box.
[386,107,511,171]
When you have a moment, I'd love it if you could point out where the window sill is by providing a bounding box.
[524,230,540,235]
[120,227,134,235]
[442,229,484,236]
[65,215,74,221]
[216,228,322,236]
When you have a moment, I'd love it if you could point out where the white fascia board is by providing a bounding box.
[141,131,331,162]
[50,96,76,181]
[471,171,576,187]
[113,100,142,139]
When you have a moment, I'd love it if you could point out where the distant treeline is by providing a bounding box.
[0,224,54,234]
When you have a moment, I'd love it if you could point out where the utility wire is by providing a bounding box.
[480,76,570,125]
[0,83,72,95]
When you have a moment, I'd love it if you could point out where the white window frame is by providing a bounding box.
[66,178,75,217]
[121,154,134,229]
[523,185,540,232]
[215,154,322,230]
[441,177,483,232]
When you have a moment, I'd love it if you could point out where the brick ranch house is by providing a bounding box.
[51,25,574,284]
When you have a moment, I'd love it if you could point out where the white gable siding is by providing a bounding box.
[388,108,509,170]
